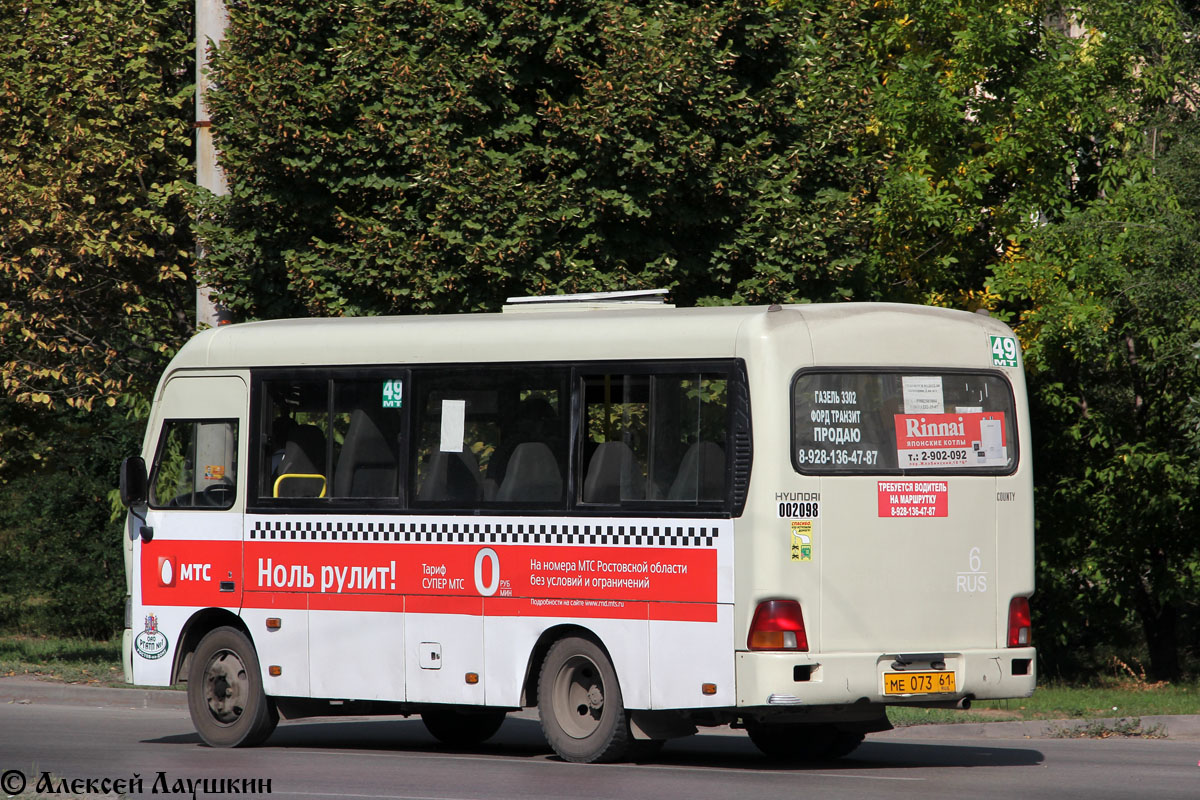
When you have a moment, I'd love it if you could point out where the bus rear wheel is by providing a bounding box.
[537,636,631,763]
[187,626,278,748]
[745,721,863,762]
[421,708,508,746]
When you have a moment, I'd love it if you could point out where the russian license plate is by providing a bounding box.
[883,670,957,695]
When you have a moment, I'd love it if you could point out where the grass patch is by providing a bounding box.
[1048,717,1169,739]
[0,633,123,686]
[889,680,1200,726]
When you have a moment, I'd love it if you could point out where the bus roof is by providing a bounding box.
[163,302,1015,372]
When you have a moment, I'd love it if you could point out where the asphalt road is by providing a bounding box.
[2,679,1199,800]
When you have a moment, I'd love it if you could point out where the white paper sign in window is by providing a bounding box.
[439,399,466,452]
[902,376,944,414]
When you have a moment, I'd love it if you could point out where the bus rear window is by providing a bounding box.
[791,371,1017,475]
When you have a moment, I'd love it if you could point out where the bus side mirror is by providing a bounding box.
[120,457,148,506]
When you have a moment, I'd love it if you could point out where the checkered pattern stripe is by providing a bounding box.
[249,518,717,547]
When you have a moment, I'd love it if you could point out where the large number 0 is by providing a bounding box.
[474,548,500,597]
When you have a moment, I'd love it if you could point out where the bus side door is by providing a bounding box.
[131,375,247,685]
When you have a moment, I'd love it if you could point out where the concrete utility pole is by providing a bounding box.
[195,0,228,329]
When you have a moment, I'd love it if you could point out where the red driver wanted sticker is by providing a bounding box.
[878,481,949,518]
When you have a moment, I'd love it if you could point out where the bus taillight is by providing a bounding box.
[747,599,809,651]
[1007,597,1032,647]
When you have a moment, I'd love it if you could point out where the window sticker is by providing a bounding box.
[439,399,466,452]
[902,376,944,414]
[894,412,1008,468]
[990,335,1020,368]
[203,465,226,481]
[382,379,404,409]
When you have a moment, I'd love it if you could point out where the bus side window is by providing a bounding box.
[412,368,568,507]
[330,380,403,500]
[260,380,329,500]
[580,372,728,506]
[149,420,238,509]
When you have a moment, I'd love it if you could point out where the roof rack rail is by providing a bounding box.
[503,288,672,312]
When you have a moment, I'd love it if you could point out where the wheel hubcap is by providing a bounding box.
[552,655,605,739]
[203,649,248,725]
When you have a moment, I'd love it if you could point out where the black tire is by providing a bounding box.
[187,626,278,747]
[421,708,508,746]
[745,721,863,762]
[537,636,632,763]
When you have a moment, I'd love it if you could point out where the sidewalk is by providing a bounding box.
[0,675,185,711]
[5,675,1200,741]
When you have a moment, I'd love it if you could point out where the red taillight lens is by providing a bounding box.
[1007,596,1032,647]
[748,599,808,651]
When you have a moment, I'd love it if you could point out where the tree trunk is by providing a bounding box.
[1134,594,1180,682]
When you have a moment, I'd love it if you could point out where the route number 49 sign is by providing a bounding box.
[990,335,1019,368]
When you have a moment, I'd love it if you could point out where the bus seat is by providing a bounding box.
[583,441,645,504]
[486,396,559,488]
[333,409,399,498]
[275,424,327,498]
[667,441,726,501]
[496,442,562,502]
[417,449,482,503]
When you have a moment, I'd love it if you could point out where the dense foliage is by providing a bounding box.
[199,0,882,316]
[0,398,137,637]
[0,0,194,636]
[0,0,196,411]
[992,123,1200,680]
[3,0,1200,678]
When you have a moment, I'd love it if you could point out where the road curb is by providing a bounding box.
[878,714,1200,742]
[0,676,186,711]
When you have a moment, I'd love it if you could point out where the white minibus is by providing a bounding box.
[119,294,1035,762]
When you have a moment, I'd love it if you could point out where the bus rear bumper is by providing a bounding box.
[735,647,1036,710]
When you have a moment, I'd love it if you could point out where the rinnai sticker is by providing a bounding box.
[790,520,813,562]
[878,481,949,518]
[894,412,1007,468]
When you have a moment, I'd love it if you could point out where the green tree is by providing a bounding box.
[991,123,1200,681]
[0,396,137,637]
[861,0,1197,306]
[0,0,196,411]
[198,0,882,317]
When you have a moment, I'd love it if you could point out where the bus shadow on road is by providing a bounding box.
[654,735,1043,771]
[145,717,1043,771]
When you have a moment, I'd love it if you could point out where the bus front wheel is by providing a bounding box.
[537,636,631,763]
[187,626,278,747]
